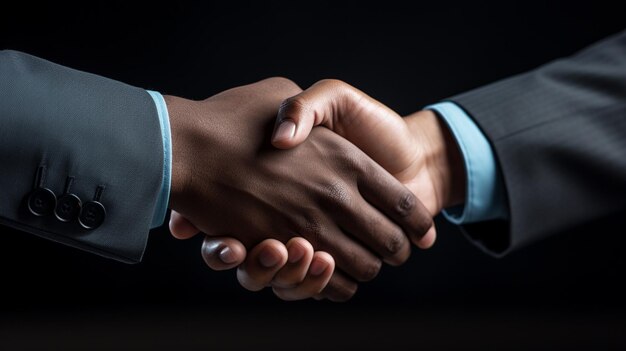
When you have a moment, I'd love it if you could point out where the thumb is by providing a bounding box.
[271,79,415,175]
[201,236,247,271]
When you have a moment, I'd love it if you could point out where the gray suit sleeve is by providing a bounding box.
[0,50,164,263]
[449,30,626,255]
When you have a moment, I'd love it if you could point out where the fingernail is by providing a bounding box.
[309,258,328,276]
[259,248,280,268]
[219,246,237,264]
[273,120,296,142]
[287,244,305,263]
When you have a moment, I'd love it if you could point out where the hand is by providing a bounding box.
[170,211,335,301]
[170,78,463,300]
[166,78,433,301]
[271,79,466,247]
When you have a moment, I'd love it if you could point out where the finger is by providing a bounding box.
[237,239,288,292]
[318,269,358,302]
[324,187,411,266]
[300,214,382,282]
[272,238,314,288]
[415,224,437,249]
[358,160,434,245]
[272,80,416,176]
[201,236,247,271]
[169,210,200,239]
[272,252,335,301]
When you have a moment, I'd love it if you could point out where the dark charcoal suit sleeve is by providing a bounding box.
[0,50,164,263]
[450,30,626,256]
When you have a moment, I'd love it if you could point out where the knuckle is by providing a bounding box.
[366,217,406,256]
[317,78,348,91]
[395,191,417,218]
[383,230,407,256]
[279,95,309,120]
[266,76,302,93]
[316,79,359,104]
[323,181,352,207]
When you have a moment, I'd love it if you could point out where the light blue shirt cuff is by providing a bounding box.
[147,90,172,229]
[426,102,508,225]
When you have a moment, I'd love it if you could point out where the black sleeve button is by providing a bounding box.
[27,166,56,217]
[54,177,82,222]
[55,193,82,222]
[28,187,57,216]
[79,185,106,230]
[79,201,106,229]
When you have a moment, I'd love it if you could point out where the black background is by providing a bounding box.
[1,1,625,349]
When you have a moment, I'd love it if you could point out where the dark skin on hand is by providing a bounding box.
[165,78,433,301]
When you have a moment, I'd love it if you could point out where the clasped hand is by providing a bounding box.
[165,78,464,301]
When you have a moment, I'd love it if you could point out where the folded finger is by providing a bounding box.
[237,239,288,292]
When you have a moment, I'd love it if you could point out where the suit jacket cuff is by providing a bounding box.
[146,90,172,228]
[426,102,508,224]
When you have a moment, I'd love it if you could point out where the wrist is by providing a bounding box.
[163,95,194,209]
[405,110,466,209]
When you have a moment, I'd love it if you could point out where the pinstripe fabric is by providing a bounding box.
[451,30,626,256]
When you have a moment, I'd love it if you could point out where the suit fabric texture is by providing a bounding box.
[0,50,163,263]
[452,30,626,255]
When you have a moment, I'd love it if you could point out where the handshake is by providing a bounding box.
[165,78,466,302]
[4,33,621,303]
